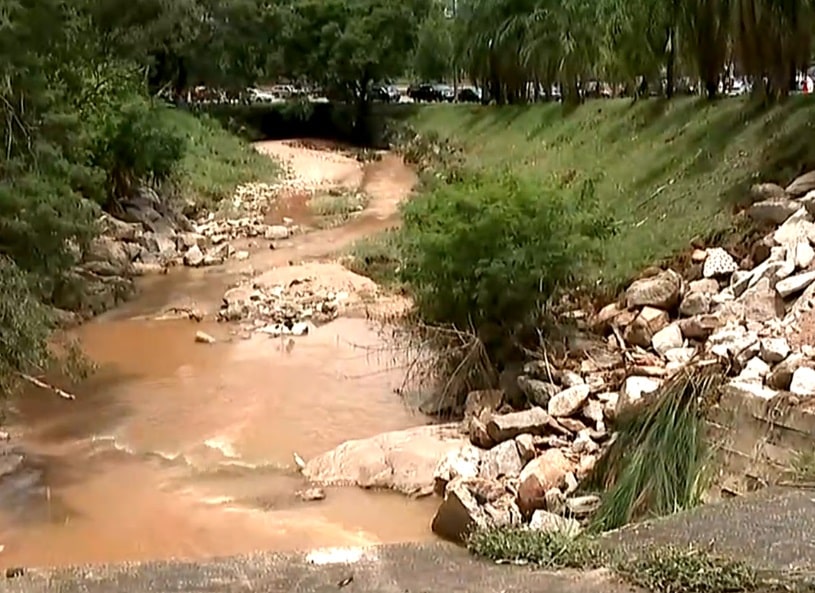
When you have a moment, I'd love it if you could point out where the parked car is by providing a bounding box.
[457,86,482,103]
[408,83,441,102]
[435,84,455,102]
[371,84,401,102]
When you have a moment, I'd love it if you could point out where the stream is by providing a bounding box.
[0,141,437,568]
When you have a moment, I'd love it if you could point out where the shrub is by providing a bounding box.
[467,527,605,569]
[92,98,186,206]
[398,170,614,338]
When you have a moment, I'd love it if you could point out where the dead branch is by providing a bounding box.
[19,373,76,400]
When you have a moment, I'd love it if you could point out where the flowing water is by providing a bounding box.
[0,141,436,568]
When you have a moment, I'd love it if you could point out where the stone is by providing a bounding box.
[625,269,682,309]
[760,338,791,364]
[766,353,807,390]
[728,380,779,400]
[665,347,695,365]
[572,431,599,455]
[582,400,605,427]
[464,390,504,427]
[733,278,784,322]
[469,417,494,449]
[790,367,815,397]
[591,302,626,333]
[774,209,815,246]
[777,271,815,298]
[560,371,585,388]
[794,241,815,269]
[291,322,310,336]
[679,292,711,317]
[730,270,754,298]
[517,377,559,407]
[514,434,536,462]
[800,190,815,217]
[265,225,290,240]
[786,170,815,197]
[624,306,670,348]
[748,198,800,225]
[735,357,771,383]
[548,385,591,418]
[100,213,142,242]
[707,324,759,363]
[480,440,523,480]
[617,376,662,413]
[194,331,216,344]
[677,315,722,340]
[177,232,205,250]
[235,250,250,261]
[691,249,708,263]
[296,487,326,502]
[703,248,738,278]
[529,510,581,537]
[303,423,467,496]
[517,449,574,515]
[434,444,482,494]
[183,244,205,267]
[566,495,602,517]
[485,408,551,444]
[651,323,684,357]
[688,279,721,294]
[432,477,520,543]
[750,182,788,203]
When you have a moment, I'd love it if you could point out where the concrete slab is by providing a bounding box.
[603,486,815,571]
[0,543,638,593]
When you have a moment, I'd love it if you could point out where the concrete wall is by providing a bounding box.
[706,385,815,499]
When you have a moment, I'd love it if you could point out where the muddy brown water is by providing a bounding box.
[0,141,435,568]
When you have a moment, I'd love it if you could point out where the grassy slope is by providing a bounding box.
[407,96,815,290]
[164,109,279,208]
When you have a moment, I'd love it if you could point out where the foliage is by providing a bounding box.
[398,170,614,335]
[430,0,815,103]
[413,7,455,83]
[583,366,724,532]
[408,98,815,291]
[467,528,605,569]
[92,98,186,205]
[617,545,758,593]
[346,230,405,287]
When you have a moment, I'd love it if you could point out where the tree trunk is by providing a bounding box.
[354,77,371,145]
[666,26,676,99]
[705,77,718,100]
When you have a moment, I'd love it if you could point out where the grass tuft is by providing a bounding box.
[584,365,725,532]
[345,229,405,287]
[617,545,758,593]
[467,527,606,569]
[310,189,370,221]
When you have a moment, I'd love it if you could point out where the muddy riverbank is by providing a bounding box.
[0,140,435,568]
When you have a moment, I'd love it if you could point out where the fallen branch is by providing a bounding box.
[18,374,76,400]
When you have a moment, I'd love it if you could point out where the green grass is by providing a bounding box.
[345,229,405,287]
[469,529,770,593]
[163,109,280,210]
[310,189,370,222]
[406,96,815,290]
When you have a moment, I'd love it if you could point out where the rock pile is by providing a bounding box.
[431,387,604,543]
[431,171,815,543]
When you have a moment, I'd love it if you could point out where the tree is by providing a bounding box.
[282,0,431,137]
[414,7,455,83]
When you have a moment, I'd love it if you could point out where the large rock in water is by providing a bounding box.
[302,424,466,496]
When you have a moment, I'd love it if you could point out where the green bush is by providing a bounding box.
[398,170,614,335]
[92,98,186,205]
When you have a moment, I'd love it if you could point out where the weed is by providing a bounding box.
[616,545,758,593]
[310,189,370,220]
[346,230,405,287]
[584,365,725,532]
[787,450,815,483]
[467,527,606,570]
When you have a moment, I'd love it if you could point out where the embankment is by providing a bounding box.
[406,97,815,291]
